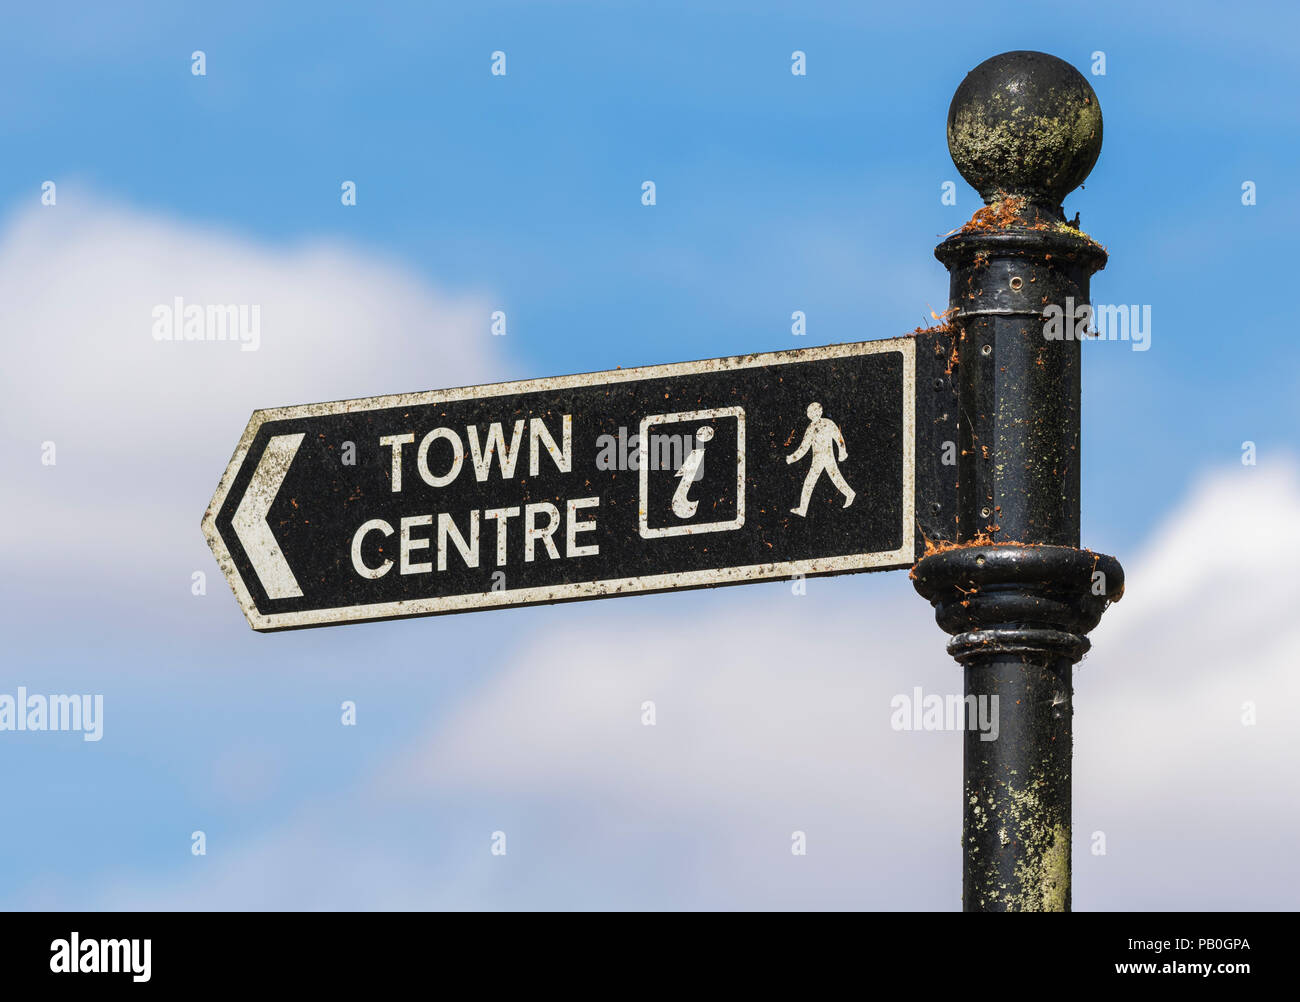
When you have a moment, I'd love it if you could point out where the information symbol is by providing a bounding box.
[638,407,745,539]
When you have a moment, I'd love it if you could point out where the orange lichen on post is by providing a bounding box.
[909,305,957,337]
[956,194,1027,234]
[911,535,1042,579]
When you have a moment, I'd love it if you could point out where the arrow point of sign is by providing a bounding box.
[232,432,306,600]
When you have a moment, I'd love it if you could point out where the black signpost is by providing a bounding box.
[911,52,1124,911]
[203,50,1122,912]
[204,339,918,631]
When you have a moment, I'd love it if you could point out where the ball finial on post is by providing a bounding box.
[947,50,1102,215]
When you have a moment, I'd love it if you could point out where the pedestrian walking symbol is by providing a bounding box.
[786,402,855,516]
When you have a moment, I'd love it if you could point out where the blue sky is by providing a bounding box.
[2,1,1298,910]
[7,0,1298,551]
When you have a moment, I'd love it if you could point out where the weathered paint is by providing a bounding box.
[947,50,1103,213]
[205,338,917,631]
[912,51,1123,913]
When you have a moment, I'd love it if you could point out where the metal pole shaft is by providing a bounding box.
[912,51,1123,912]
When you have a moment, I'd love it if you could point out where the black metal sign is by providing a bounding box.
[203,339,917,630]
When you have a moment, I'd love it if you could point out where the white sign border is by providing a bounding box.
[202,337,916,631]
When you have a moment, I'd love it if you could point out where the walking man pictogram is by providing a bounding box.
[786,401,855,517]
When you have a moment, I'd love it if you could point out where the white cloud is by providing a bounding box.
[68,459,1300,910]
[1074,460,1300,909]
[0,196,500,601]
[365,461,1300,909]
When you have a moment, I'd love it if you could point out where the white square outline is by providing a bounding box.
[638,406,746,539]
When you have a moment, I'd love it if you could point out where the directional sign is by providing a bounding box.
[203,338,917,630]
